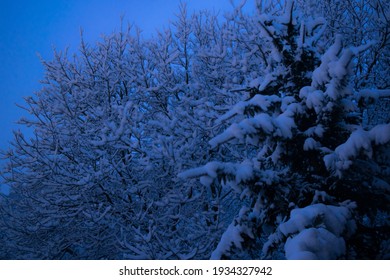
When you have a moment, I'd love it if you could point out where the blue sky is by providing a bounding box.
[0,0,238,193]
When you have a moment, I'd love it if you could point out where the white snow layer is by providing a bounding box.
[299,86,324,113]
[209,110,296,148]
[356,88,390,101]
[210,207,254,260]
[279,203,356,260]
[279,203,355,237]
[217,94,280,124]
[324,124,390,176]
[210,222,245,260]
[303,137,319,151]
[312,35,343,89]
[179,160,255,188]
[284,228,346,260]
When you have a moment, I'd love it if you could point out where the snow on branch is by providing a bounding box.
[264,202,356,260]
[179,160,256,195]
[210,216,249,260]
[216,94,281,124]
[324,123,390,177]
[355,89,390,103]
[209,110,296,149]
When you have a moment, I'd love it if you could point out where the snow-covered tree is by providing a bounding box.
[0,6,235,259]
[1,0,388,260]
[295,0,390,130]
[181,0,389,259]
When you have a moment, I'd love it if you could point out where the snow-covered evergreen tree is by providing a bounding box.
[181,0,389,259]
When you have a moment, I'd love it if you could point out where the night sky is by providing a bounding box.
[0,0,237,193]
